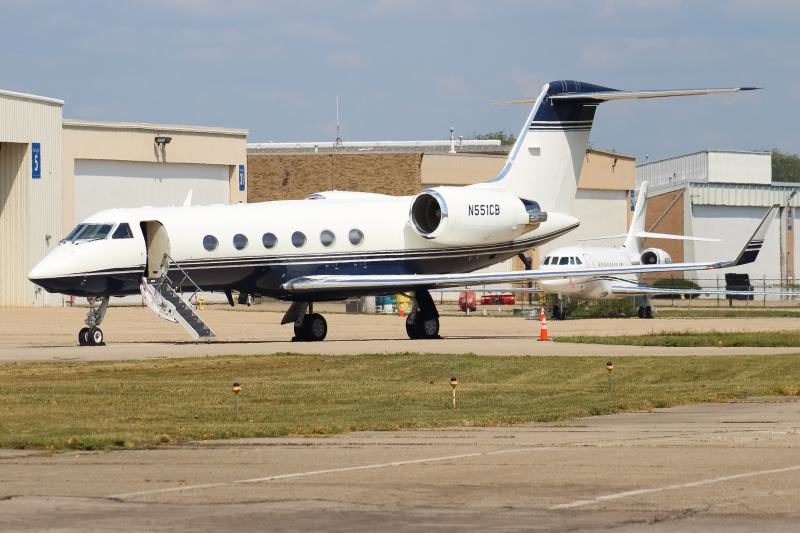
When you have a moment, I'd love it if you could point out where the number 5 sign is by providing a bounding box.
[32,143,41,179]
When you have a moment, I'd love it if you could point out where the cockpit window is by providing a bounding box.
[65,224,87,241]
[65,223,114,241]
[550,256,559,265]
[575,257,582,265]
[559,257,569,265]
[569,257,575,265]
[112,223,133,239]
[542,257,550,265]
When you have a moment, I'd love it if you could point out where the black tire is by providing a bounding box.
[559,306,567,320]
[645,306,653,319]
[303,313,327,342]
[88,327,103,346]
[552,305,561,321]
[79,327,89,346]
[638,306,645,319]
[293,321,306,341]
[405,316,419,339]
[416,317,440,339]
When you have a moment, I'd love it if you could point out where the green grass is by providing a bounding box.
[554,330,800,347]
[2,352,800,451]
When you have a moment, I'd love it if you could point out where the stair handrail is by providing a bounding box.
[144,253,205,304]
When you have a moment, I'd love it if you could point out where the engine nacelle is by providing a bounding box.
[640,248,672,265]
[408,187,546,246]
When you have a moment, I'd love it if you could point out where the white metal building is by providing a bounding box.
[637,150,799,287]
[0,90,64,307]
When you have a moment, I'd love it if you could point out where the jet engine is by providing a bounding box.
[408,187,547,246]
[640,248,672,265]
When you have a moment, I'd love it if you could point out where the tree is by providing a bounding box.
[771,149,800,183]
[474,130,517,146]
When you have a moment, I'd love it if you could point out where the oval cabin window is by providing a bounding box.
[292,231,307,248]
[262,233,277,249]
[348,229,364,245]
[203,235,219,252]
[233,234,248,250]
[320,230,336,247]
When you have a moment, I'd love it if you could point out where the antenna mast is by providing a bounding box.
[335,96,343,148]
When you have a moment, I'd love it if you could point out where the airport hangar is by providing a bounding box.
[0,88,248,308]
[637,150,799,292]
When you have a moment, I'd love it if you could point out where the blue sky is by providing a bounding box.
[2,0,799,161]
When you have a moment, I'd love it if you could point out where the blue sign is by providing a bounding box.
[238,165,245,191]
[789,207,793,231]
[630,189,635,211]
[32,143,41,179]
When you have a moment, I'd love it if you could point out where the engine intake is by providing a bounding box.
[641,248,672,265]
[408,187,545,246]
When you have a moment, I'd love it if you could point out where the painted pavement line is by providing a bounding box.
[111,448,528,499]
[550,464,800,510]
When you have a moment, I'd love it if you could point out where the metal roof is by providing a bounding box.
[247,139,507,155]
[63,119,248,137]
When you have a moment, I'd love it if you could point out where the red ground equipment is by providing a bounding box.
[458,291,477,312]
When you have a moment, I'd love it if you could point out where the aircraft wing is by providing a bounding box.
[610,286,798,297]
[282,205,778,295]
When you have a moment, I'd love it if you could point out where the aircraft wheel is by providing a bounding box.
[638,306,645,319]
[79,327,89,346]
[303,313,327,342]
[416,317,440,339]
[293,321,307,341]
[88,327,104,346]
[559,307,568,320]
[644,306,653,319]
[405,316,419,339]
[552,305,561,320]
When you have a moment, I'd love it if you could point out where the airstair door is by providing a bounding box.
[141,220,171,279]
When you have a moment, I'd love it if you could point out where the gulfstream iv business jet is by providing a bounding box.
[29,81,760,345]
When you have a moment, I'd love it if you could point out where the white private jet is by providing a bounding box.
[539,182,784,319]
[29,80,761,345]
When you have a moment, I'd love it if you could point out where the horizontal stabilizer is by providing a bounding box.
[580,232,721,242]
[492,87,757,106]
[611,286,799,297]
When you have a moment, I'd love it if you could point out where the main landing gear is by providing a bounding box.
[405,289,441,340]
[79,296,109,346]
[638,296,654,319]
[283,302,328,342]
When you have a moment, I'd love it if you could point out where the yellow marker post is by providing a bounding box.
[450,377,458,408]
[606,362,613,391]
[233,382,242,419]
[198,294,204,310]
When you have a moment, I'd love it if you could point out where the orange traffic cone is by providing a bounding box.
[399,303,405,317]
[538,306,550,341]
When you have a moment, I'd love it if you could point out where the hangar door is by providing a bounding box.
[74,160,230,223]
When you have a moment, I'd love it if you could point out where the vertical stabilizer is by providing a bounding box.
[623,182,648,253]
[473,82,752,215]
[472,81,614,213]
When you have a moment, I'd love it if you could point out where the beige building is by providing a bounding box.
[1,88,248,307]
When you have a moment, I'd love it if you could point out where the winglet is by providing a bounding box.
[726,204,779,267]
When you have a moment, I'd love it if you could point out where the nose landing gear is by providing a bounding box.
[79,296,109,346]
